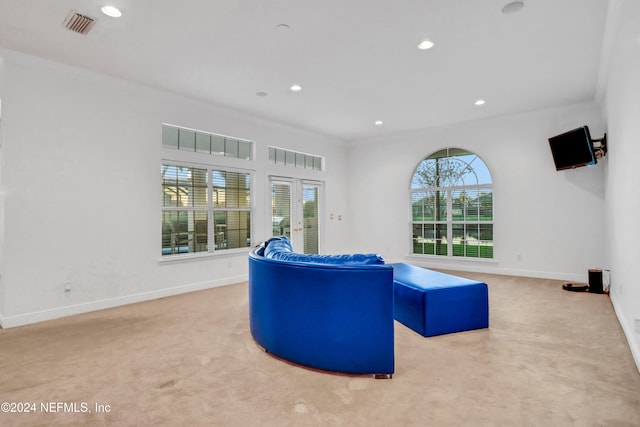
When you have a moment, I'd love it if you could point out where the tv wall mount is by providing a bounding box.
[592,133,607,159]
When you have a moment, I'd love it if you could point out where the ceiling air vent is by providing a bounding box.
[63,10,96,35]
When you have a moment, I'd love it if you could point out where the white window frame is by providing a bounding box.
[410,149,494,260]
[161,159,253,260]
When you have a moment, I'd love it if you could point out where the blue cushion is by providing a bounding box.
[263,236,293,258]
[268,251,384,265]
[262,235,384,265]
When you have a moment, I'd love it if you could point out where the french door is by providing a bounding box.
[270,177,322,254]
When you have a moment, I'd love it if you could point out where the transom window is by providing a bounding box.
[411,148,493,259]
[268,146,323,171]
[162,124,253,160]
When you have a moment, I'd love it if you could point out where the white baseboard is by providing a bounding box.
[0,274,247,329]
[483,267,585,282]
[609,294,640,373]
[398,256,585,282]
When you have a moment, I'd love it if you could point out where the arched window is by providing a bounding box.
[411,148,493,259]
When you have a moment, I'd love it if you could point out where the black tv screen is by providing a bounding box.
[548,126,596,171]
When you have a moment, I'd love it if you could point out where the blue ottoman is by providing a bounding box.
[391,263,489,337]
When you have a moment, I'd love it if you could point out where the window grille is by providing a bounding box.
[411,148,493,259]
[161,164,251,256]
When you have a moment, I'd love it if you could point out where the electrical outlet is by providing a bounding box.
[64,282,72,292]
[634,319,640,335]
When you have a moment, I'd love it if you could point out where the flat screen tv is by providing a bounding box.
[548,126,596,171]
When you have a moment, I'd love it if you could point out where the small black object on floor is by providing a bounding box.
[561,269,605,294]
[562,283,590,292]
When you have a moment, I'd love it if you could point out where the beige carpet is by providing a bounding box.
[1,271,639,426]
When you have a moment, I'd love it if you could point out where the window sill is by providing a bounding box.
[158,247,251,263]
[407,254,497,264]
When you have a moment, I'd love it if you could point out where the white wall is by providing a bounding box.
[347,102,606,281]
[602,0,640,370]
[0,54,5,318]
[0,48,351,327]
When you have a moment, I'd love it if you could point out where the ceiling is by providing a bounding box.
[0,0,610,141]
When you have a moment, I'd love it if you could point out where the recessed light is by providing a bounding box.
[290,84,302,92]
[276,24,290,31]
[375,120,384,126]
[474,99,486,106]
[101,5,122,18]
[501,1,524,14]
[256,91,268,97]
[418,40,435,50]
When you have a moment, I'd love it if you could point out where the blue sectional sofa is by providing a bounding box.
[248,237,395,377]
